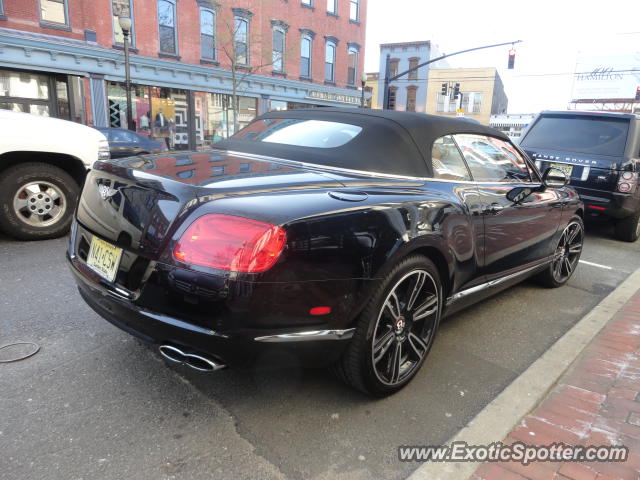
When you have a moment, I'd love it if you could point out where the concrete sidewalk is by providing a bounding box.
[472,290,640,480]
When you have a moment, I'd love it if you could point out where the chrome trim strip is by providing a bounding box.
[446,261,551,306]
[218,149,541,187]
[254,328,355,343]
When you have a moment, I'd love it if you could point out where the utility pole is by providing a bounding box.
[119,16,134,130]
[382,40,522,110]
[382,54,391,110]
[360,72,367,108]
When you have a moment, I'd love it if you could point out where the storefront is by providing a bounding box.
[107,81,258,151]
[0,68,85,123]
[0,30,363,152]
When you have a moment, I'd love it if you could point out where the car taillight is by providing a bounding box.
[617,171,638,193]
[173,214,286,273]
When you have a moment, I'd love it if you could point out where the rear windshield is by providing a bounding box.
[521,115,629,156]
[232,118,363,148]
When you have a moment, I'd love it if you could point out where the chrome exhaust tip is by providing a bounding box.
[158,345,226,372]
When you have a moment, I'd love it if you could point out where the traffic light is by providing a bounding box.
[508,48,516,69]
[441,83,448,96]
[636,87,640,100]
[453,83,461,98]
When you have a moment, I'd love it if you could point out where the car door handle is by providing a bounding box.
[483,203,504,214]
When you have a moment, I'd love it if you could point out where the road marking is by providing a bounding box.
[579,260,613,270]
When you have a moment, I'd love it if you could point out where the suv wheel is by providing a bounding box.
[0,162,79,240]
[614,210,640,242]
[334,255,442,396]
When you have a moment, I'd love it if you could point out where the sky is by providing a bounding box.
[364,0,640,113]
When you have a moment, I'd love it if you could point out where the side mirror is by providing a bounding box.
[542,167,569,188]
[506,186,533,204]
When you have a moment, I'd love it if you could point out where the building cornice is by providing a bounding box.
[0,28,361,106]
[270,19,289,32]
[299,28,316,39]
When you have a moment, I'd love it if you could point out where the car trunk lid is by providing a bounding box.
[76,150,346,258]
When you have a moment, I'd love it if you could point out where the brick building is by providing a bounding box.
[0,0,366,150]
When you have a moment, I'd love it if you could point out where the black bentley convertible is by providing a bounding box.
[67,109,583,396]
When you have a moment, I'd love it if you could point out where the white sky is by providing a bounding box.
[364,0,640,113]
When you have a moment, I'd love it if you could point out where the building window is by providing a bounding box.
[40,0,68,25]
[234,17,249,65]
[347,47,358,86]
[408,57,419,80]
[389,59,399,78]
[388,87,397,110]
[325,41,336,82]
[239,162,251,172]
[158,0,177,55]
[112,0,134,46]
[272,27,286,72]
[406,87,417,112]
[302,0,313,6]
[0,0,4,15]
[200,8,216,60]
[349,0,359,21]
[300,35,312,78]
[327,0,336,14]
[472,93,483,114]
[212,165,226,176]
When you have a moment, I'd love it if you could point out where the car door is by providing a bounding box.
[110,130,143,158]
[453,134,563,281]
[428,136,487,304]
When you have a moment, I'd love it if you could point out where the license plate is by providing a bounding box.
[550,162,573,177]
[86,236,123,282]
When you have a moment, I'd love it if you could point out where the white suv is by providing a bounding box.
[0,109,110,240]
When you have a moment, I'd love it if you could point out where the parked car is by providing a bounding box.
[95,127,167,159]
[67,109,583,396]
[0,109,109,240]
[520,111,640,241]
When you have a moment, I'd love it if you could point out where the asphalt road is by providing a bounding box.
[1,220,639,480]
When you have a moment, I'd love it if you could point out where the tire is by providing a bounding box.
[614,210,640,242]
[535,215,584,288]
[0,162,79,240]
[334,255,442,396]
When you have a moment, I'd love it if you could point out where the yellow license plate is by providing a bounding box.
[87,236,123,282]
[550,162,573,177]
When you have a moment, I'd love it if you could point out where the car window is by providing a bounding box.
[453,134,532,183]
[430,136,471,181]
[97,129,113,141]
[111,130,138,143]
[521,115,629,156]
[232,118,363,148]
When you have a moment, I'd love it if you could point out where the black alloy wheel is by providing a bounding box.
[536,215,584,288]
[334,255,442,396]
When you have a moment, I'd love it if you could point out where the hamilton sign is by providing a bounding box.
[306,90,360,105]
[572,53,640,101]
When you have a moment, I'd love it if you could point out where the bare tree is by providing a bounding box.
[217,4,295,133]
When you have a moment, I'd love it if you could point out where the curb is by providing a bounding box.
[407,267,640,480]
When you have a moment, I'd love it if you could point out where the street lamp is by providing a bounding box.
[118,16,134,131]
[360,72,367,108]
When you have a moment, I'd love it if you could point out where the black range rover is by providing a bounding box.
[520,111,640,241]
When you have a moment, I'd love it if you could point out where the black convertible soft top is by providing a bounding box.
[214,108,509,177]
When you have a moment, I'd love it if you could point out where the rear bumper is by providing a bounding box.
[572,186,640,219]
[66,221,374,368]
[68,256,354,368]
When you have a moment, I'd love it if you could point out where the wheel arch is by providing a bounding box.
[405,245,452,299]
[0,151,87,187]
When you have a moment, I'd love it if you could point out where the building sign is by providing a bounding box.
[572,54,640,101]
[306,90,360,105]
